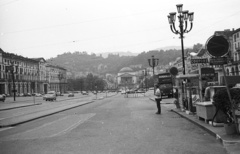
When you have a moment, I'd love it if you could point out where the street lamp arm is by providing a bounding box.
[183,20,188,33]
[170,24,178,34]
[185,22,193,33]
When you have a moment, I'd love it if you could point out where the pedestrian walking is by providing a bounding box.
[155,85,162,114]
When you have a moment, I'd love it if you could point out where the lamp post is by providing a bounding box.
[144,68,148,92]
[142,70,144,89]
[6,61,17,101]
[58,72,63,94]
[167,4,194,75]
[148,55,159,94]
[95,83,97,99]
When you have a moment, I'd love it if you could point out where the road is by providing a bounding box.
[0,93,227,154]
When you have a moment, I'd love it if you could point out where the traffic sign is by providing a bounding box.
[201,67,215,80]
[209,57,227,65]
[12,89,17,93]
[169,67,178,76]
[191,58,208,64]
[206,35,229,57]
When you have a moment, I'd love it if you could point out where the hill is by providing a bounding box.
[48,48,195,78]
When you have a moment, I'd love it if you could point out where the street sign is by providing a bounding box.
[169,67,178,76]
[12,89,17,93]
[209,57,227,65]
[185,83,193,87]
[191,58,208,64]
[206,35,229,57]
[201,67,215,80]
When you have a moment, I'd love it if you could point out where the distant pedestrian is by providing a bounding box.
[155,85,162,114]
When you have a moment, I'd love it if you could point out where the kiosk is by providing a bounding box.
[175,74,200,113]
[195,86,227,123]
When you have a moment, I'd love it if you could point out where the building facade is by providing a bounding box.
[46,64,67,94]
[117,67,138,90]
[0,49,67,95]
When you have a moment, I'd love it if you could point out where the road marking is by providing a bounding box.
[50,113,95,137]
[0,127,13,132]
[0,113,95,141]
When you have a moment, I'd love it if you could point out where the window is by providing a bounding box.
[237,33,239,38]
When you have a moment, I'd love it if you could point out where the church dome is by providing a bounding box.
[119,67,133,73]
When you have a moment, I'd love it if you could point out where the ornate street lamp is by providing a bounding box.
[167,4,194,74]
[142,70,144,89]
[58,72,63,94]
[6,61,18,101]
[148,55,159,94]
[144,68,148,92]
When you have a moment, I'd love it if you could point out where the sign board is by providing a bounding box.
[169,67,178,76]
[209,57,228,65]
[157,73,172,84]
[12,90,17,93]
[206,35,229,57]
[185,83,193,87]
[201,67,215,80]
[191,58,208,64]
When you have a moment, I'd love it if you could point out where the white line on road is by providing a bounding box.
[0,113,96,141]
[50,113,96,137]
[0,127,13,132]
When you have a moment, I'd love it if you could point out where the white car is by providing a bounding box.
[121,91,126,94]
[43,91,56,101]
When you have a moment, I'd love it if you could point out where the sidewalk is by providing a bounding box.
[147,93,240,154]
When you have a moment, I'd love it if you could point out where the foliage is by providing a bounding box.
[213,88,240,123]
[67,73,107,92]
[47,47,197,76]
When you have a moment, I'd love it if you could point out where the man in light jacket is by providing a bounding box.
[155,85,162,114]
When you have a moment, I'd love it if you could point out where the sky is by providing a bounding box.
[0,0,240,59]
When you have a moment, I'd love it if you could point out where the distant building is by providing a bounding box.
[0,48,67,95]
[46,64,67,94]
[117,67,138,90]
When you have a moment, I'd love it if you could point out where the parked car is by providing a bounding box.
[56,91,63,96]
[33,93,42,97]
[43,91,56,101]
[68,93,74,97]
[23,93,31,97]
[0,94,6,102]
[19,93,24,97]
[81,91,88,95]
[121,90,126,94]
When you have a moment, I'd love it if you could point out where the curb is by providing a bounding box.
[0,101,94,128]
[0,103,42,111]
[170,109,223,144]
[0,96,91,111]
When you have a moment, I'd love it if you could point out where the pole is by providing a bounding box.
[153,66,155,94]
[145,68,147,92]
[180,27,185,75]
[12,70,16,101]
